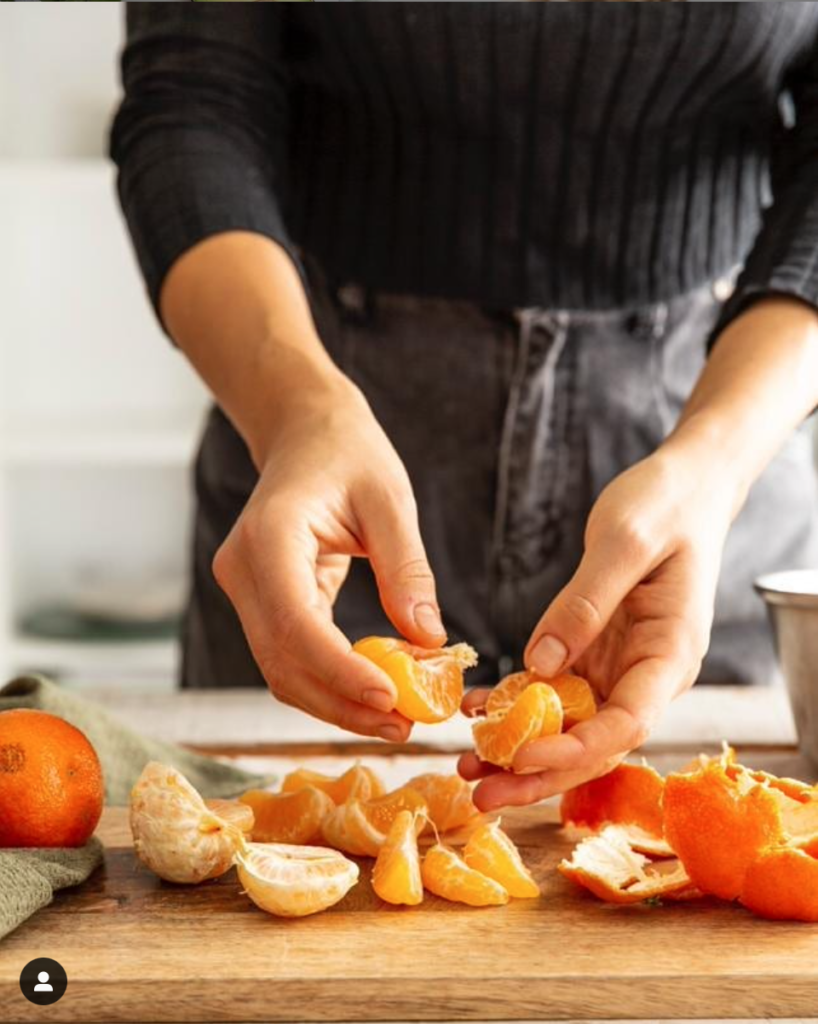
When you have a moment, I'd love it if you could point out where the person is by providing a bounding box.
[112,4,818,812]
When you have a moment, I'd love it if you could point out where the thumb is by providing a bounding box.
[525,544,643,676]
[360,485,447,647]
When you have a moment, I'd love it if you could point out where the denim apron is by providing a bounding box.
[182,262,818,689]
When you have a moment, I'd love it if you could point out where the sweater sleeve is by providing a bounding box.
[708,32,818,347]
[110,4,296,319]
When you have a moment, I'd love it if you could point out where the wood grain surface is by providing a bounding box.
[2,801,817,1023]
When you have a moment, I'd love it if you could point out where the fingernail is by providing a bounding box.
[362,689,394,712]
[529,634,567,677]
[414,602,445,638]
[378,724,403,743]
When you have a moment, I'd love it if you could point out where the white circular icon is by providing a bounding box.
[34,971,53,992]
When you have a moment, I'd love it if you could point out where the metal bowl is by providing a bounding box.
[754,569,818,767]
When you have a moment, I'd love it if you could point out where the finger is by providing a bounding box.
[512,654,681,775]
[270,664,414,743]
[460,687,492,717]
[215,530,399,712]
[524,540,646,677]
[456,751,503,781]
[472,757,625,811]
[357,481,447,648]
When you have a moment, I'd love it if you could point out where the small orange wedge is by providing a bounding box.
[235,841,359,917]
[322,786,428,857]
[406,773,480,835]
[487,670,596,729]
[463,819,539,898]
[239,786,333,845]
[371,808,425,906]
[352,636,478,723]
[421,843,509,906]
[280,764,384,804]
[472,682,563,769]
[559,826,692,905]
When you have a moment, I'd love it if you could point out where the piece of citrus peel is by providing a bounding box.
[130,762,359,917]
[352,636,478,723]
[471,670,596,770]
[559,747,818,921]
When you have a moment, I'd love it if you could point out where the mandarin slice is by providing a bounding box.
[235,841,359,918]
[421,843,509,906]
[371,809,425,906]
[472,682,563,769]
[130,762,251,885]
[205,798,255,835]
[740,844,818,922]
[462,819,539,898]
[406,773,480,835]
[486,670,596,729]
[239,786,333,845]
[560,761,666,840]
[558,825,692,905]
[352,636,478,723]
[280,764,384,804]
[663,762,785,901]
[322,786,428,857]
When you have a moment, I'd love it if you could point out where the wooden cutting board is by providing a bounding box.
[1,804,817,1022]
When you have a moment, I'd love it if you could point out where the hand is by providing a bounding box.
[459,446,735,810]
[213,374,446,740]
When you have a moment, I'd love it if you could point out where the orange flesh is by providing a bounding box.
[280,765,384,804]
[371,809,424,906]
[421,843,509,906]
[239,787,333,845]
[472,682,563,769]
[406,773,480,835]
[486,670,596,729]
[463,820,540,898]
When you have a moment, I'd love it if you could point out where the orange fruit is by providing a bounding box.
[740,844,818,922]
[662,762,785,901]
[239,787,333,845]
[235,841,359,917]
[280,764,384,804]
[463,820,539,898]
[371,808,425,906]
[472,682,563,769]
[205,798,255,834]
[406,773,480,835]
[560,762,666,840]
[421,843,509,906]
[0,708,104,848]
[322,786,428,857]
[558,825,692,905]
[130,762,252,884]
[487,670,596,729]
[352,636,478,723]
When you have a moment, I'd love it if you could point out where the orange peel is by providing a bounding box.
[561,761,666,841]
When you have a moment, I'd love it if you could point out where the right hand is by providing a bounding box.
[212,372,446,741]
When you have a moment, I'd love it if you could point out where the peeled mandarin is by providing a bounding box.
[352,636,478,724]
[239,786,333,845]
[236,841,359,918]
[130,762,251,885]
[463,820,539,898]
[472,682,563,769]
[371,809,424,906]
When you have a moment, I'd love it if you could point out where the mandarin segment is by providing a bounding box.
[472,682,563,769]
[235,841,359,918]
[463,820,539,898]
[558,825,692,905]
[486,670,596,729]
[280,764,383,804]
[130,762,248,884]
[560,762,666,839]
[406,773,480,835]
[421,843,509,906]
[371,809,425,906]
[352,636,478,723]
[204,798,255,835]
[239,786,333,845]
[322,786,428,857]
[663,763,785,901]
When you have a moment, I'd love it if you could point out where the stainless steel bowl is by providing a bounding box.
[754,569,818,767]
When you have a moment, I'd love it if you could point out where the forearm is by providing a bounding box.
[160,231,353,469]
[659,297,818,517]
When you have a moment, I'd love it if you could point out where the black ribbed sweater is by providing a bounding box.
[111,3,818,343]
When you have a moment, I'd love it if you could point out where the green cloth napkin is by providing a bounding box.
[0,675,277,942]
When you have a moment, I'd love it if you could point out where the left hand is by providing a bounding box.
[458,445,735,811]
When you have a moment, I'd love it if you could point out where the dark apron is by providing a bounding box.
[181,261,818,689]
